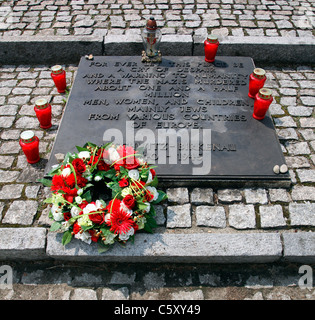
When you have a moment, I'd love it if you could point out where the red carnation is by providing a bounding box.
[89,211,105,225]
[72,222,81,234]
[131,180,146,189]
[51,175,65,191]
[72,158,86,174]
[122,194,136,209]
[109,209,134,235]
[79,200,88,209]
[106,199,122,213]
[63,212,71,221]
[119,178,129,188]
[97,160,110,171]
[76,174,88,188]
[150,169,156,179]
[145,191,154,202]
[65,173,76,189]
[89,230,99,242]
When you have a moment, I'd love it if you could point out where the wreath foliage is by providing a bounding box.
[41,142,166,252]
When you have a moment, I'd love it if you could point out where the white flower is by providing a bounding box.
[128,169,139,181]
[70,206,80,217]
[78,151,90,160]
[121,187,132,198]
[94,175,102,181]
[77,214,93,227]
[77,188,83,196]
[51,205,64,221]
[108,147,120,162]
[105,213,111,224]
[61,167,71,177]
[74,231,91,244]
[143,202,150,213]
[75,196,83,204]
[146,170,153,184]
[96,200,103,209]
[120,202,133,216]
[118,227,134,241]
[83,203,97,215]
[61,221,70,231]
[146,186,159,201]
[103,232,116,245]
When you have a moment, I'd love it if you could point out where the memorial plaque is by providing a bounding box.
[46,56,291,187]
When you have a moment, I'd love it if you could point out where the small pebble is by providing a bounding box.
[273,165,280,174]
[280,164,288,173]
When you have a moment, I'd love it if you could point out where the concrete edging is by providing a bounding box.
[0,227,314,263]
[1,35,315,65]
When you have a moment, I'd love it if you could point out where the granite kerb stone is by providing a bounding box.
[1,35,315,65]
[46,232,283,263]
[0,227,47,260]
[1,227,314,263]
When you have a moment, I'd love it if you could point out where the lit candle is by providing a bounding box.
[19,131,40,164]
[34,98,52,129]
[253,88,273,120]
[248,68,266,98]
[204,35,219,63]
[51,65,66,93]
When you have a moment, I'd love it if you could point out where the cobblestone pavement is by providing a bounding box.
[0,261,314,300]
[0,0,314,38]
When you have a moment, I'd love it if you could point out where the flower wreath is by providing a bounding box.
[41,142,167,252]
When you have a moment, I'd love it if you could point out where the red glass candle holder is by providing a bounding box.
[34,98,52,129]
[253,88,273,120]
[248,68,266,98]
[204,35,219,63]
[19,131,40,164]
[51,65,66,93]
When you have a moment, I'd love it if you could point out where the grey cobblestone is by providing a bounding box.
[0,0,314,39]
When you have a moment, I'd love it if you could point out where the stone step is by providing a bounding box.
[1,35,315,65]
[1,228,314,263]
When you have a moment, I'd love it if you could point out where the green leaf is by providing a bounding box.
[97,242,110,253]
[44,197,53,204]
[82,190,92,202]
[61,230,73,246]
[50,221,62,232]
[151,190,167,204]
[38,178,52,187]
[137,201,149,211]
[148,176,158,187]
[76,146,89,152]
[101,168,116,179]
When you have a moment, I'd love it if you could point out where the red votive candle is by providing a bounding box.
[248,68,266,98]
[253,88,273,120]
[51,65,66,93]
[19,131,40,164]
[204,35,219,63]
[34,98,52,129]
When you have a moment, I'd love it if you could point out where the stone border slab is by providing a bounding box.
[46,232,282,263]
[193,36,315,64]
[0,227,47,260]
[283,233,315,263]
[0,36,104,65]
[1,35,314,65]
